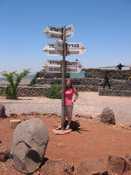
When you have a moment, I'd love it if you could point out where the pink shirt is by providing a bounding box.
[64,88,76,106]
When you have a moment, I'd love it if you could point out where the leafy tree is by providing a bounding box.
[3,69,29,99]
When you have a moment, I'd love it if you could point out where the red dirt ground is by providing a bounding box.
[0,115,131,175]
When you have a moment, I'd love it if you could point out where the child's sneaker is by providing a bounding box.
[65,124,70,130]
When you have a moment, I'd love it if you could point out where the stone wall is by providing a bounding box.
[0,86,48,97]
[17,86,48,97]
[83,68,131,80]
[36,77,102,86]
[35,68,131,82]
[110,79,131,90]
[36,77,131,91]
[0,78,131,97]
[99,88,131,96]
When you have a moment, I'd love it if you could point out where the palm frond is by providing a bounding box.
[15,69,29,87]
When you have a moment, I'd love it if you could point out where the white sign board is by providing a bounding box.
[43,45,63,55]
[68,42,85,48]
[44,25,74,38]
[67,42,86,54]
[54,41,86,54]
[43,42,86,55]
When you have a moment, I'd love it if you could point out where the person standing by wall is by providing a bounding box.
[103,71,111,89]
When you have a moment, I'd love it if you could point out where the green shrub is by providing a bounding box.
[0,88,6,96]
[45,84,61,99]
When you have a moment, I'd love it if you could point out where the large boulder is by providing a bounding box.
[107,155,126,175]
[98,107,116,125]
[0,104,7,118]
[11,118,49,174]
[76,159,108,175]
[40,160,74,175]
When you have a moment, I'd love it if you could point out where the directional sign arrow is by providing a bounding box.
[54,41,86,54]
[67,42,86,55]
[43,45,63,55]
[44,25,74,38]
[68,42,85,49]
[67,49,85,55]
[43,42,86,55]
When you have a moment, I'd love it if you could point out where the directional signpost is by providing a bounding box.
[43,25,86,129]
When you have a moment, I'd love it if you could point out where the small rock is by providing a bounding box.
[75,114,93,119]
[107,155,126,175]
[97,107,116,125]
[0,104,7,118]
[0,150,10,162]
[40,160,74,175]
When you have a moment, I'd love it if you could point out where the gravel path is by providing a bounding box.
[0,92,131,124]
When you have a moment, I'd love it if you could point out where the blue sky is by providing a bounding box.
[0,0,131,72]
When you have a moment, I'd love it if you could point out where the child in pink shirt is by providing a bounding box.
[64,79,78,129]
